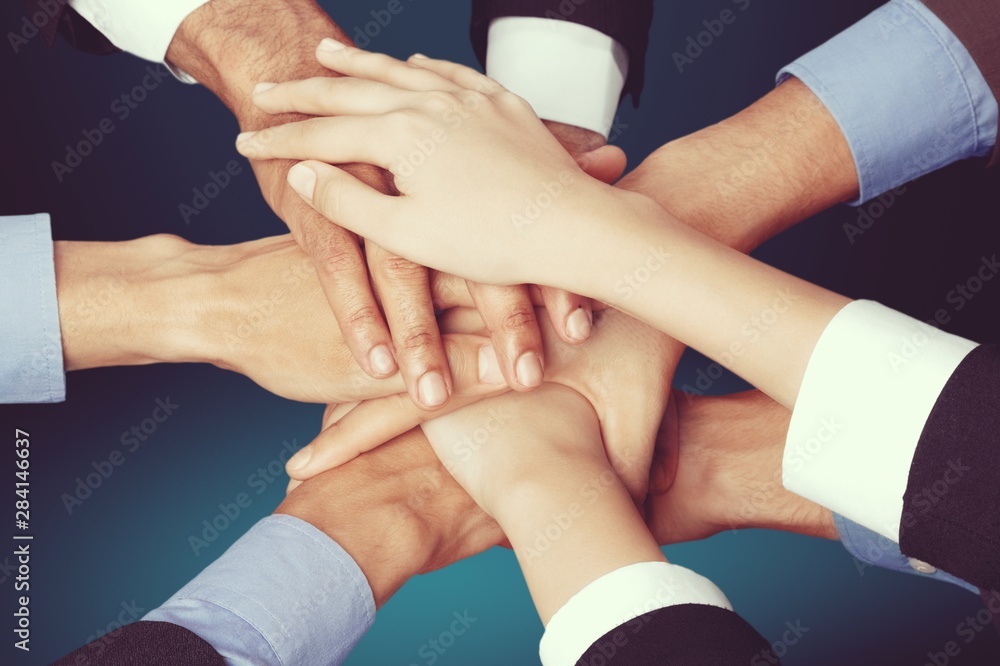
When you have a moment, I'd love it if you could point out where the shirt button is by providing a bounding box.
[908,558,937,574]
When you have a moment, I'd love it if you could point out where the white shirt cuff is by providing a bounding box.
[68,0,210,82]
[784,299,978,542]
[485,17,628,138]
[538,561,731,666]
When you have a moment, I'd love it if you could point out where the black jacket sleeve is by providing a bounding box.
[51,621,224,665]
[577,603,778,665]
[469,0,653,105]
[900,343,1000,591]
[22,0,118,54]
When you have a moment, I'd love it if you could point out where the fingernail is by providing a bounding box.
[417,371,449,408]
[287,163,317,200]
[253,82,276,95]
[566,307,593,341]
[478,345,504,384]
[515,352,544,388]
[319,38,347,52]
[369,345,396,376]
[287,446,312,472]
[410,53,428,60]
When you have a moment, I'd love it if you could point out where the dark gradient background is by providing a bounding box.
[2,0,999,664]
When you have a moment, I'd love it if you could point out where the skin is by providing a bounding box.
[53,233,507,404]
[286,306,679,503]
[421,384,666,623]
[166,0,602,408]
[237,45,856,413]
[276,426,503,608]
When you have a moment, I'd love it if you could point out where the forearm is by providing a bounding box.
[619,78,858,253]
[55,236,214,371]
[562,196,848,409]
[495,454,664,624]
[167,0,347,123]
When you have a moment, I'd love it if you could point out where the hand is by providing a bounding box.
[235,44,646,290]
[646,390,837,544]
[421,385,665,622]
[168,0,488,410]
[55,234,507,405]
[285,306,681,503]
[276,427,502,607]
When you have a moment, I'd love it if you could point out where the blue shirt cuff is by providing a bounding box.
[144,514,375,665]
[834,513,979,594]
[777,0,999,205]
[0,214,65,403]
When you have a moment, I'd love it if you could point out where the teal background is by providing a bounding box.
[1,0,999,664]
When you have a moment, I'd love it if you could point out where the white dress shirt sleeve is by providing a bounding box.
[784,299,978,543]
[538,561,732,666]
[68,0,210,82]
[485,17,628,138]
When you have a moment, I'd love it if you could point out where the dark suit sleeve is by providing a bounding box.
[469,0,653,105]
[900,344,1000,591]
[921,0,1000,166]
[51,621,224,665]
[577,604,777,665]
[22,0,118,54]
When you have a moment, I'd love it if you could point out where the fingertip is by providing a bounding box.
[252,82,277,96]
[369,344,398,377]
[416,371,450,409]
[318,38,348,53]
[286,445,313,478]
[287,162,318,201]
[565,306,593,343]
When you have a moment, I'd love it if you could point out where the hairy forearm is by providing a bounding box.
[167,0,347,123]
[620,78,858,253]
[55,235,213,371]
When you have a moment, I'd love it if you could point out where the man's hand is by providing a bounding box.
[285,306,681,503]
[646,390,837,544]
[276,427,502,607]
[54,234,508,404]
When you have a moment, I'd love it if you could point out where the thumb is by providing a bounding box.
[575,145,628,185]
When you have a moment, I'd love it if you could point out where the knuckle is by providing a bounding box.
[499,307,537,333]
[343,305,383,330]
[398,327,439,353]
[314,242,361,279]
[378,253,422,278]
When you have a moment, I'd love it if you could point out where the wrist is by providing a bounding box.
[55,235,212,371]
[167,0,346,122]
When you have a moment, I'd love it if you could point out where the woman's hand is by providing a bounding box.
[284,306,680,503]
[235,41,636,290]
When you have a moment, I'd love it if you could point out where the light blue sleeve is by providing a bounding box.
[143,514,376,665]
[0,214,66,403]
[777,0,999,205]
[834,513,979,594]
